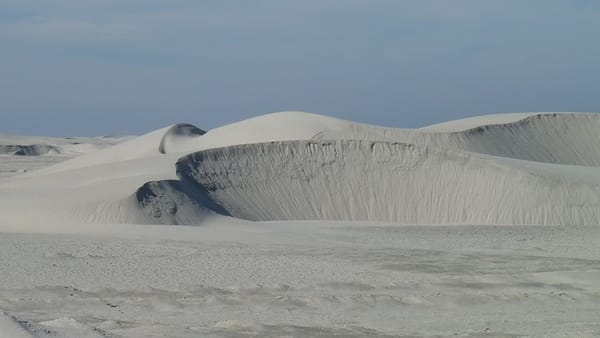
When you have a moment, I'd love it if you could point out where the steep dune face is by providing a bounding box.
[168,140,600,225]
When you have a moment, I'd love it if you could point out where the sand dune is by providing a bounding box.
[1,111,599,226]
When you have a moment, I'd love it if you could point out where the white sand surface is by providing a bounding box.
[1,111,599,337]
[0,222,599,337]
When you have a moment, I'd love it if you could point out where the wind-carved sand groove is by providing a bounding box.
[130,139,600,225]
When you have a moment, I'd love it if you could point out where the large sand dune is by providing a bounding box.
[1,111,599,226]
[2,112,600,337]
[169,140,600,225]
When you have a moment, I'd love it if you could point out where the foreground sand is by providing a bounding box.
[1,221,599,337]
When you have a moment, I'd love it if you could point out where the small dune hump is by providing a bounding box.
[158,123,206,154]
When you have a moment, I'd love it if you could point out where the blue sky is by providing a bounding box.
[1,0,599,136]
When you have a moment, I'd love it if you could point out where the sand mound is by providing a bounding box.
[1,111,599,226]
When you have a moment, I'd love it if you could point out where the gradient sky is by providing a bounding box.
[1,0,599,136]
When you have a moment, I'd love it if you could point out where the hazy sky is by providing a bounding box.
[1,0,599,136]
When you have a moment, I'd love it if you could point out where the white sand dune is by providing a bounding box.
[1,111,599,226]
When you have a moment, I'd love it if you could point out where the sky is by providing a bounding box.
[1,0,599,136]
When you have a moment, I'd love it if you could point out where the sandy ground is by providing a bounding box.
[1,222,599,337]
[2,113,600,337]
